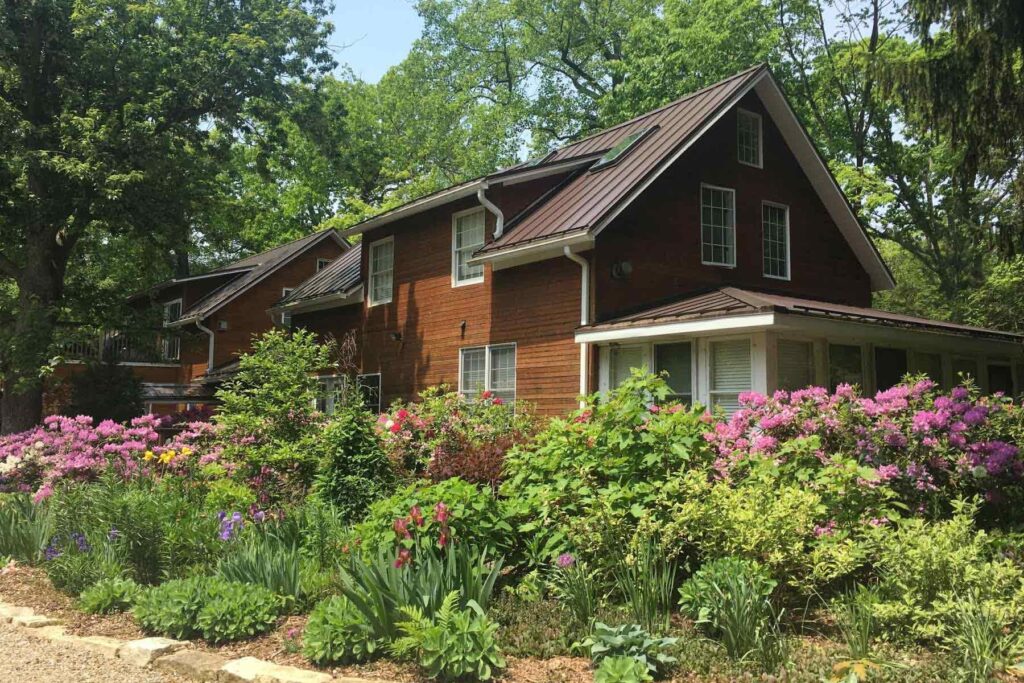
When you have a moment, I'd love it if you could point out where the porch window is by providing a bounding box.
[988,363,1014,395]
[459,344,516,401]
[911,352,944,386]
[655,342,692,403]
[315,375,344,414]
[737,108,762,167]
[452,208,485,286]
[709,339,751,414]
[874,347,908,391]
[762,203,789,279]
[952,357,979,385]
[829,344,863,391]
[778,339,813,391]
[357,373,382,412]
[610,346,647,389]
[701,185,736,267]
[368,237,394,306]
[162,299,182,361]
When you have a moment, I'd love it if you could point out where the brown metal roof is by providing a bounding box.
[277,243,362,306]
[584,287,1024,343]
[479,65,767,253]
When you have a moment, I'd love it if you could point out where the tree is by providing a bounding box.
[0,0,333,432]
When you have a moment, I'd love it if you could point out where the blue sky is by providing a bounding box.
[328,1,423,82]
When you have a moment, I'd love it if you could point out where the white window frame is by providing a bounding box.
[737,108,763,168]
[316,258,332,272]
[762,201,791,281]
[367,236,394,307]
[280,288,294,328]
[451,207,486,287]
[700,184,737,268]
[707,337,753,412]
[162,298,182,361]
[458,343,517,401]
[653,341,695,404]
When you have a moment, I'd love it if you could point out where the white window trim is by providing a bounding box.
[737,107,763,169]
[706,336,754,410]
[280,289,294,327]
[762,200,791,281]
[316,258,332,272]
[163,298,183,323]
[162,298,183,362]
[367,236,394,307]
[451,207,486,287]
[458,343,517,400]
[700,183,737,268]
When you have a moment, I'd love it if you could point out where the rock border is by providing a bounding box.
[0,601,369,683]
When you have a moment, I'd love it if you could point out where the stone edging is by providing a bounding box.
[0,601,377,683]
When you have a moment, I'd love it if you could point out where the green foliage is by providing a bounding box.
[549,558,600,630]
[45,539,125,596]
[392,591,506,682]
[0,495,53,563]
[195,580,282,644]
[594,655,654,683]
[945,591,1024,683]
[966,256,1024,334]
[79,577,141,614]
[612,532,676,634]
[134,576,211,640]
[491,596,576,658]
[216,532,305,610]
[67,362,144,423]
[832,586,878,661]
[576,623,678,679]
[311,406,395,520]
[303,595,381,665]
[202,479,257,515]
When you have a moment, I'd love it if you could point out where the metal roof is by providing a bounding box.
[277,243,362,306]
[583,287,1024,342]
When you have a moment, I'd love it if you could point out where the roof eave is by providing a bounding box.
[269,286,364,315]
[469,231,594,271]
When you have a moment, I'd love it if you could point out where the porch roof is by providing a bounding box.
[141,383,216,403]
[578,288,1024,344]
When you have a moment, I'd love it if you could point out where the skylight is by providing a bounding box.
[591,126,658,171]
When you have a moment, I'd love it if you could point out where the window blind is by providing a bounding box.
[777,340,813,391]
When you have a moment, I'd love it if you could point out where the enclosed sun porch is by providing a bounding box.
[576,288,1024,414]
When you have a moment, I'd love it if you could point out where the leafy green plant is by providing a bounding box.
[549,555,599,629]
[833,585,878,660]
[612,533,676,633]
[202,479,256,514]
[216,532,305,609]
[311,405,395,520]
[45,535,125,596]
[79,577,141,614]
[945,590,1024,683]
[134,576,210,639]
[195,580,281,644]
[0,495,53,563]
[392,591,506,681]
[594,655,654,683]
[303,595,381,665]
[576,623,678,679]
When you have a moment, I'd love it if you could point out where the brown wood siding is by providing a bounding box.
[593,92,873,321]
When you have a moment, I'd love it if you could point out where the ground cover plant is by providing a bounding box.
[4,332,1024,680]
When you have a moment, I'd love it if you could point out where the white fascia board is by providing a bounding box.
[269,288,364,315]
[469,232,594,271]
[575,313,776,344]
[340,182,485,237]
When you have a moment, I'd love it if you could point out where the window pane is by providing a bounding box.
[701,187,735,266]
[737,110,761,166]
[710,339,751,414]
[655,343,692,400]
[952,357,979,385]
[454,211,485,283]
[911,352,944,386]
[370,240,393,303]
[357,374,382,412]
[762,204,788,278]
[489,345,516,401]
[988,364,1014,395]
[460,348,486,398]
[829,344,863,391]
[874,347,908,391]
[778,340,813,391]
[610,346,646,388]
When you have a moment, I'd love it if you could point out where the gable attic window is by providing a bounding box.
[701,184,736,267]
[737,108,762,167]
[368,237,394,306]
[316,258,332,272]
[452,208,485,286]
[590,126,658,171]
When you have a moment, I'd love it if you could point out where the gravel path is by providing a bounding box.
[0,622,189,683]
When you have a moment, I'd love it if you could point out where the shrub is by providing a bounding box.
[303,595,380,665]
[195,579,281,644]
[79,577,141,614]
[0,495,53,563]
[392,591,506,682]
[311,406,395,520]
[67,361,144,424]
[576,623,678,679]
[44,533,125,596]
[594,656,654,683]
[134,576,210,639]
[203,479,256,514]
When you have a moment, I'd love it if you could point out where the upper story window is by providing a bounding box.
[452,208,485,286]
[161,298,182,361]
[737,108,762,168]
[762,202,790,280]
[368,237,394,306]
[280,288,294,328]
[701,184,736,267]
[316,258,332,273]
[460,343,516,402]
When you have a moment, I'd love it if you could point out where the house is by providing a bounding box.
[276,65,1023,416]
[57,229,348,415]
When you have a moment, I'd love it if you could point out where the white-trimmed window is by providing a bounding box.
[452,208,486,286]
[368,237,394,306]
[316,258,332,272]
[709,339,751,414]
[315,375,344,414]
[762,202,790,279]
[162,299,182,361]
[655,342,693,404]
[777,339,813,391]
[610,346,647,389]
[459,344,516,402]
[279,288,294,328]
[737,108,762,167]
[357,373,382,412]
[701,185,736,267]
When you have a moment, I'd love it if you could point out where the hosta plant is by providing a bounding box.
[594,655,655,683]
[79,577,141,614]
[303,595,381,665]
[576,623,678,679]
[391,591,506,681]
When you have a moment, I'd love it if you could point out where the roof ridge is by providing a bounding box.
[220,227,341,268]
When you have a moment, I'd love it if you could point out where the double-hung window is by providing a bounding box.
[655,342,692,404]
[280,288,294,328]
[777,339,813,391]
[368,237,394,306]
[737,108,762,167]
[459,344,516,402]
[162,299,182,361]
[452,208,485,286]
[709,339,751,415]
[701,185,736,267]
[762,202,790,279]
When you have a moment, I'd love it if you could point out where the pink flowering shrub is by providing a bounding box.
[376,386,536,482]
[704,378,1024,517]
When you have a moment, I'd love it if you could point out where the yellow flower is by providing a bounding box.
[180,447,193,457]
[159,450,175,464]
[143,451,155,461]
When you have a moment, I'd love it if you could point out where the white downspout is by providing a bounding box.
[195,319,215,373]
[563,247,590,405]
[477,183,505,239]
